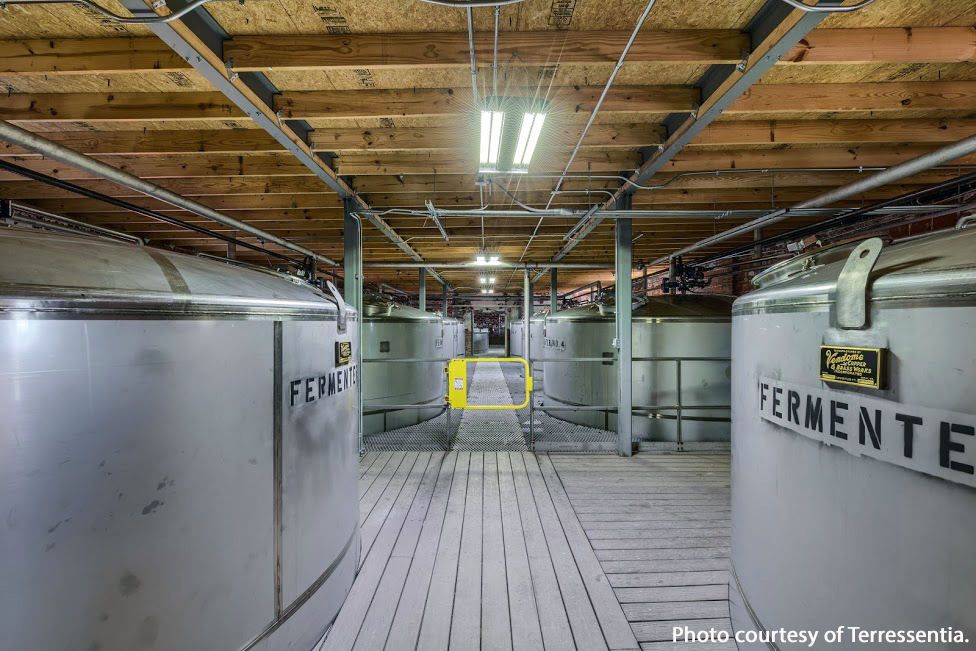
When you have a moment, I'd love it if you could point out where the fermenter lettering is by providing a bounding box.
[831,400,848,440]
[772,386,783,419]
[858,407,881,450]
[787,390,800,425]
[940,422,975,475]
[895,413,922,458]
[805,395,823,433]
[290,380,301,407]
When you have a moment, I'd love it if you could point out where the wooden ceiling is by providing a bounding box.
[1,0,975,295]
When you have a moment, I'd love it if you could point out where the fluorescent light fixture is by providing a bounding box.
[513,112,546,168]
[488,276,496,283]
[479,110,504,171]
[481,288,488,294]
[488,289,495,294]
[476,254,487,264]
[480,277,487,284]
[489,255,500,264]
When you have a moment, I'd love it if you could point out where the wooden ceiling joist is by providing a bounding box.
[5,27,975,76]
[9,82,974,124]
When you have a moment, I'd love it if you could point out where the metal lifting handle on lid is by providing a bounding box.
[835,237,884,330]
[326,281,347,332]
[447,357,533,410]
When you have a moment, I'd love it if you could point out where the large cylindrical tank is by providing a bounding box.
[0,229,360,651]
[444,316,464,358]
[510,311,547,362]
[543,295,733,440]
[362,299,444,434]
[472,327,489,354]
[731,229,976,649]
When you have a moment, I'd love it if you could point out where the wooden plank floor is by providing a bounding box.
[323,451,730,651]
[549,453,734,651]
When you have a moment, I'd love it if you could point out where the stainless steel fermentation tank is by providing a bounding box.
[444,316,465,359]
[542,296,733,441]
[731,228,976,649]
[0,229,360,651]
[362,299,447,434]
[509,311,547,361]
[472,327,490,354]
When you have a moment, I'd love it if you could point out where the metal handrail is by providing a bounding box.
[527,354,731,450]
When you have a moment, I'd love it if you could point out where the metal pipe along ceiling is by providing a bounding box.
[648,134,976,266]
[0,120,340,267]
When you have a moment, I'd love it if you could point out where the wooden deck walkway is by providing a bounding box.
[320,451,732,651]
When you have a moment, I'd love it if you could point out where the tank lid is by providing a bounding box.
[0,229,343,318]
[549,294,734,321]
[362,298,441,322]
[734,227,976,314]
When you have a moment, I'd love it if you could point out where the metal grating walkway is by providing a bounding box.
[453,359,528,451]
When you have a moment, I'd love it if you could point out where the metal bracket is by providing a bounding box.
[735,48,750,72]
[223,57,239,82]
[835,237,884,330]
[326,280,348,333]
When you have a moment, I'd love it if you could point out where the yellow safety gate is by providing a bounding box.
[446,357,533,410]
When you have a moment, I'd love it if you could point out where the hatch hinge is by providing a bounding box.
[834,237,884,330]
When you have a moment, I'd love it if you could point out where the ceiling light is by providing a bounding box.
[512,112,546,170]
[488,288,495,294]
[481,288,488,294]
[489,255,500,264]
[479,110,504,172]
[480,277,487,284]
[478,97,549,174]
[488,276,496,283]
[476,254,487,264]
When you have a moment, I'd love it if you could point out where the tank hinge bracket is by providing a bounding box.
[326,280,348,333]
[835,237,884,330]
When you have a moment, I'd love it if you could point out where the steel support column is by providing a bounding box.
[616,214,633,457]
[550,268,558,313]
[418,269,426,312]
[343,200,362,314]
[442,282,448,318]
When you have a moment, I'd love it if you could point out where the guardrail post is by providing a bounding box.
[524,268,534,449]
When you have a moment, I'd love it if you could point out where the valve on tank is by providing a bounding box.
[661,256,711,294]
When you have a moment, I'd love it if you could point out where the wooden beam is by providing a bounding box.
[0,92,244,122]
[19,194,345,213]
[309,123,664,152]
[0,129,284,157]
[275,86,697,120]
[225,30,748,70]
[336,150,640,175]
[782,27,976,65]
[692,118,976,147]
[0,154,316,181]
[0,37,189,75]
[8,83,976,124]
[727,81,976,114]
[0,176,343,199]
[6,28,974,76]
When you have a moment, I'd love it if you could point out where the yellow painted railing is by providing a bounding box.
[447,357,533,410]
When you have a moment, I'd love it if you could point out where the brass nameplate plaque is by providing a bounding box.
[819,345,886,389]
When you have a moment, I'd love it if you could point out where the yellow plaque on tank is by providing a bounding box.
[819,345,886,389]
